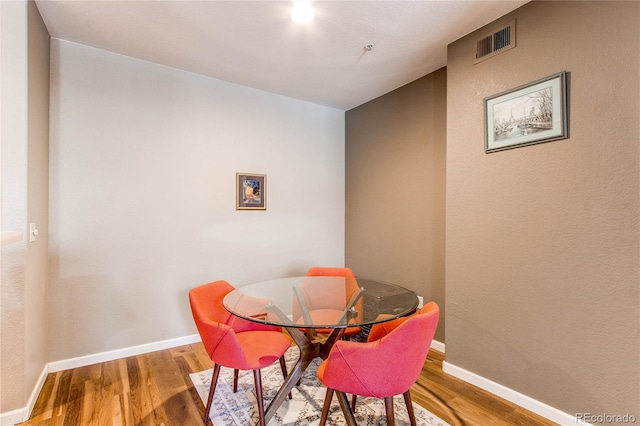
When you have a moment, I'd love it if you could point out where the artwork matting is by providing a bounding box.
[236,173,266,210]
[485,71,568,153]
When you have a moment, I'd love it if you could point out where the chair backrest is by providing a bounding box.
[189,280,276,369]
[306,266,355,278]
[367,301,437,342]
[189,280,235,325]
[305,268,358,311]
[188,281,244,365]
[292,267,361,323]
[321,302,439,398]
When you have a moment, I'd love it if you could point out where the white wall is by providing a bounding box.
[1,0,29,411]
[1,0,50,417]
[48,39,345,362]
[25,0,50,405]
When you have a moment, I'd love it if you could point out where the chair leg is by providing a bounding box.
[336,391,358,426]
[319,388,334,426]
[278,356,292,400]
[278,356,287,378]
[233,369,239,393]
[204,364,221,423]
[384,396,395,426]
[350,394,357,412]
[403,390,417,426]
[253,369,266,426]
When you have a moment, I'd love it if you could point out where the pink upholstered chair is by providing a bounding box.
[291,267,362,337]
[189,280,292,425]
[316,302,440,426]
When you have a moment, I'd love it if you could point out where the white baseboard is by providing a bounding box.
[442,360,587,426]
[0,334,202,426]
[48,334,201,373]
[0,364,48,426]
[430,339,445,353]
[0,407,25,426]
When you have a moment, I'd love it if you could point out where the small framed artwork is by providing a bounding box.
[485,71,568,153]
[236,173,266,210]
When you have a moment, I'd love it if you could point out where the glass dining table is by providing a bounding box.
[223,275,419,425]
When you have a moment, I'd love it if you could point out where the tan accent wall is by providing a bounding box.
[345,69,447,342]
[446,1,638,417]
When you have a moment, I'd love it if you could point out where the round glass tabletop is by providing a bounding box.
[223,276,418,329]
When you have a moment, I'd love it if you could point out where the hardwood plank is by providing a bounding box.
[174,354,208,416]
[27,373,59,423]
[124,356,146,425]
[33,372,57,419]
[507,408,559,426]
[61,378,82,426]
[52,369,72,419]
[146,349,197,425]
[136,353,171,426]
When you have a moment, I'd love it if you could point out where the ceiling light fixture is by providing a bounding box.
[291,1,315,24]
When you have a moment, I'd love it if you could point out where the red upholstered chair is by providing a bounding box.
[316,302,440,426]
[291,267,362,337]
[189,280,292,425]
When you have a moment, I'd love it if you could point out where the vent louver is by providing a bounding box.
[473,20,516,64]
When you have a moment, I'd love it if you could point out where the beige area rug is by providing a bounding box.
[189,346,451,426]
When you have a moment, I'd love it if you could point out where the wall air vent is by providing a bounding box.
[473,20,516,64]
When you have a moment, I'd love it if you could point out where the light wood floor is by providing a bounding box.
[19,343,558,426]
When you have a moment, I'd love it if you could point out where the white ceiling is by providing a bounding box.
[35,0,528,111]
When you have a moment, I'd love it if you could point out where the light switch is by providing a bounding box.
[29,223,38,242]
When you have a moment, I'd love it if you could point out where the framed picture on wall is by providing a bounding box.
[236,173,266,210]
[485,71,568,153]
